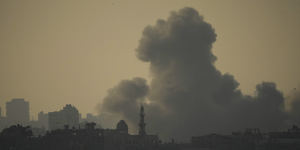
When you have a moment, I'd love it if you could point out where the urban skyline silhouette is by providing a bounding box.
[0,1,300,150]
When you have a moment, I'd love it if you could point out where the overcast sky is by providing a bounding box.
[0,0,299,118]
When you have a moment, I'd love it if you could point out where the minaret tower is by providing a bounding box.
[139,105,146,136]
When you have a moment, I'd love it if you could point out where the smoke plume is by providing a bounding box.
[98,77,148,132]
[99,7,296,141]
[286,87,300,125]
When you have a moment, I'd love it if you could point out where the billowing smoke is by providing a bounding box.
[98,77,148,132]
[98,7,296,141]
[286,87,300,125]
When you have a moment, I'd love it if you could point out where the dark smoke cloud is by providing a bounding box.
[98,77,148,132]
[99,7,296,141]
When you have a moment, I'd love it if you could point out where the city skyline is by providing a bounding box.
[0,98,150,135]
[0,98,92,120]
[0,98,106,134]
[0,99,300,149]
[0,0,300,143]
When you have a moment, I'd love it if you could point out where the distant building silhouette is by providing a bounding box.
[79,113,102,129]
[267,125,300,149]
[6,98,29,125]
[139,105,146,136]
[38,111,48,129]
[101,106,159,150]
[116,120,128,134]
[86,113,97,122]
[48,104,79,130]
[0,106,8,131]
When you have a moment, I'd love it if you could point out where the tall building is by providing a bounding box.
[48,104,79,130]
[139,105,146,136]
[6,98,29,125]
[38,111,48,129]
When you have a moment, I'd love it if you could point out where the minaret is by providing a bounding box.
[138,105,146,136]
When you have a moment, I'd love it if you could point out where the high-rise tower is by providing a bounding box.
[6,98,29,125]
[138,105,146,136]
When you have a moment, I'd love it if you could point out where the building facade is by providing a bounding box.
[38,111,48,129]
[6,98,29,125]
[48,104,79,130]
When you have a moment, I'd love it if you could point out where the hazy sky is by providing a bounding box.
[0,0,299,119]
